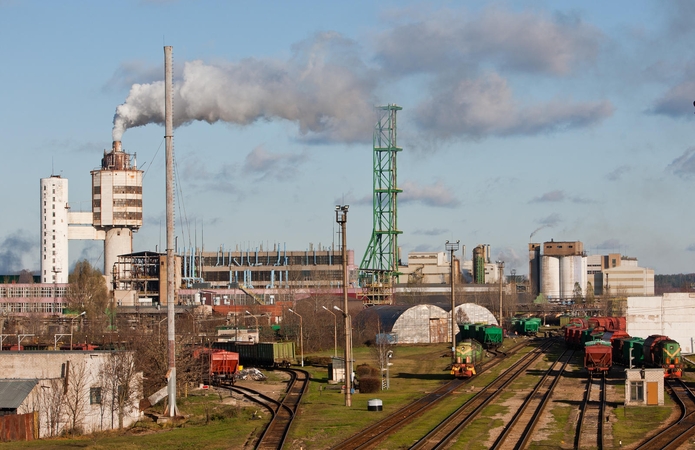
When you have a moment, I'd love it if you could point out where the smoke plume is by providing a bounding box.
[112,33,376,144]
[0,230,37,274]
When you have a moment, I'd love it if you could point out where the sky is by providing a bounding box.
[1,0,695,277]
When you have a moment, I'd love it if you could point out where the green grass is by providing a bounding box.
[611,402,674,448]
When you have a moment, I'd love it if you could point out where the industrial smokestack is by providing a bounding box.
[112,141,122,152]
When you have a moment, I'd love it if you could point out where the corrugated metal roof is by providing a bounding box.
[0,380,38,409]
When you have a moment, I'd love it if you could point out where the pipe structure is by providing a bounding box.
[164,45,178,418]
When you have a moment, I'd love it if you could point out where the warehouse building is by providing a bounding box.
[626,293,695,354]
[355,303,497,344]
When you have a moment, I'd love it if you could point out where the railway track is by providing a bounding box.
[574,374,606,450]
[408,339,556,450]
[332,338,536,450]
[490,347,574,450]
[635,378,695,450]
[220,368,309,450]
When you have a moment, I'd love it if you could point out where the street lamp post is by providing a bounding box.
[245,310,259,342]
[288,308,304,367]
[336,204,351,407]
[322,305,337,357]
[497,260,505,325]
[445,240,460,363]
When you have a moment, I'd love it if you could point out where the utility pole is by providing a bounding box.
[336,205,351,407]
[445,240,460,363]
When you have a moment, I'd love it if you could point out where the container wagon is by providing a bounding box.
[476,325,503,350]
[212,341,296,368]
[584,340,612,376]
[612,337,645,368]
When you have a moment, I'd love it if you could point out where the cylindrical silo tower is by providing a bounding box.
[40,176,69,283]
[473,245,486,284]
[541,255,560,301]
[91,141,143,287]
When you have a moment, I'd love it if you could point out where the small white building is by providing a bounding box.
[624,368,664,406]
[0,351,143,437]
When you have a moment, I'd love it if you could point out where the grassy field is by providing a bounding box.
[3,339,690,449]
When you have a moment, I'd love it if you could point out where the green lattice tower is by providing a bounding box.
[359,104,403,306]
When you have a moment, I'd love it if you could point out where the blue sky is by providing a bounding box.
[1,0,695,277]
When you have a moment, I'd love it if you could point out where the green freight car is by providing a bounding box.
[513,317,542,335]
[458,323,503,350]
[212,341,296,368]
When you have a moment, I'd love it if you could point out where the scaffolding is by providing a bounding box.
[359,105,402,306]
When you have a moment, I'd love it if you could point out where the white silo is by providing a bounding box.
[559,255,588,301]
[40,176,69,283]
[541,256,560,301]
[91,141,143,287]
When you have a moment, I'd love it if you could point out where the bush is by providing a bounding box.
[356,364,379,377]
[358,376,381,393]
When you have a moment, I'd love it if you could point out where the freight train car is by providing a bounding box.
[512,317,542,336]
[584,340,612,376]
[193,348,240,385]
[212,341,296,368]
[612,337,645,369]
[451,340,482,378]
[643,335,682,378]
[458,323,503,350]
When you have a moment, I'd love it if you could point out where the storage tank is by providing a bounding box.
[541,256,560,301]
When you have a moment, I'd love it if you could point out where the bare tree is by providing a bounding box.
[39,378,66,437]
[63,360,91,434]
[102,352,140,429]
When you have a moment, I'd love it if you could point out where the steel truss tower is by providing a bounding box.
[359,104,402,306]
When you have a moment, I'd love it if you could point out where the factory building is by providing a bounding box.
[181,245,356,290]
[91,141,143,285]
[40,176,69,284]
[529,240,653,302]
[397,252,459,285]
[39,141,142,289]
[626,293,694,354]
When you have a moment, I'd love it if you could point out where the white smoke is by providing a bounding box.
[112,33,377,143]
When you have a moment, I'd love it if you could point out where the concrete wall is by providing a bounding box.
[0,351,142,437]
[627,293,695,353]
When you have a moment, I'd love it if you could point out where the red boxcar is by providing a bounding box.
[210,350,240,380]
[584,340,612,375]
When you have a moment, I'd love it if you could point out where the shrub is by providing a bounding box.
[358,376,381,393]
[356,364,379,377]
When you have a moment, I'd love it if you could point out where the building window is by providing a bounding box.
[90,387,102,405]
[630,381,644,402]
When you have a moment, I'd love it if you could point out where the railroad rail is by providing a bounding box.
[332,338,536,450]
[219,368,309,450]
[409,339,556,450]
[490,348,574,450]
[574,373,606,449]
[635,378,695,450]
